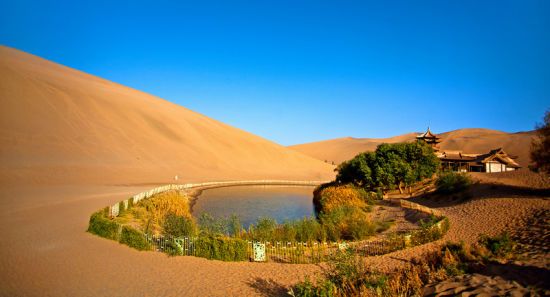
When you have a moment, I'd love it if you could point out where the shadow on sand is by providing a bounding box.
[247,278,289,297]
[480,261,550,290]
[409,182,550,208]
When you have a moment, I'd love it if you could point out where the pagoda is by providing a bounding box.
[416,127,441,151]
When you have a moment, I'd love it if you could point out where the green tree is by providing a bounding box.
[531,110,550,174]
[336,141,439,193]
[163,213,197,237]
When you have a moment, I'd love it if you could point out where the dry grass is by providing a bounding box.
[115,191,191,234]
[315,185,370,213]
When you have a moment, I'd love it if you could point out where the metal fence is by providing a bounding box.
[145,234,409,264]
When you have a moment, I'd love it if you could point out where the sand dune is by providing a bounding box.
[289,129,535,167]
[0,46,335,296]
[0,46,334,186]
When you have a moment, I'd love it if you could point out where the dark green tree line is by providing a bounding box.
[336,141,439,193]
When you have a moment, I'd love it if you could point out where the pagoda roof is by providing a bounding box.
[416,127,440,140]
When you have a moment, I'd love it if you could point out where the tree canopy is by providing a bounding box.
[335,141,439,193]
[531,110,550,174]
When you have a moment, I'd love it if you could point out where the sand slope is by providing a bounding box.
[0,46,334,186]
[0,46,336,296]
[289,129,535,167]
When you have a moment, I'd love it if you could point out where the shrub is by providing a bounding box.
[478,232,515,258]
[137,191,191,232]
[294,217,324,242]
[319,206,376,241]
[87,210,121,240]
[436,171,472,195]
[289,277,335,297]
[198,213,227,236]
[335,141,439,192]
[313,185,371,214]
[194,236,248,261]
[289,240,481,297]
[227,214,243,238]
[253,217,277,241]
[120,226,151,251]
[410,217,449,245]
[530,109,550,174]
[163,213,198,237]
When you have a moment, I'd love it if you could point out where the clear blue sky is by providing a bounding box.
[1,1,549,145]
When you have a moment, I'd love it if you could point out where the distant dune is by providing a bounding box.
[289,129,535,167]
[0,46,335,186]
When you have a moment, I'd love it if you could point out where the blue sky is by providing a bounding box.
[1,1,549,145]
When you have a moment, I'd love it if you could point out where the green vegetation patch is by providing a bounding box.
[435,171,472,195]
[194,236,248,261]
[87,209,121,240]
[120,225,152,251]
[335,141,439,194]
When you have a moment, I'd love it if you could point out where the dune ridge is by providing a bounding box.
[0,46,335,186]
[289,128,535,167]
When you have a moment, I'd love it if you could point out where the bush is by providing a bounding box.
[137,191,191,232]
[294,217,325,242]
[227,214,243,238]
[478,232,515,258]
[194,236,248,261]
[335,141,439,192]
[87,210,121,240]
[319,206,376,241]
[198,213,228,236]
[289,277,335,297]
[411,217,449,245]
[120,226,151,251]
[163,213,197,237]
[253,217,277,241]
[313,184,371,215]
[436,171,472,195]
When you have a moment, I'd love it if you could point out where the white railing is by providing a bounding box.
[109,180,329,217]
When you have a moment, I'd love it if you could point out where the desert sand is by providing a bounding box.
[1,46,548,296]
[0,46,334,297]
[0,46,335,186]
[289,129,536,167]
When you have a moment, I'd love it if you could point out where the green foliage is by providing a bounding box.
[436,171,472,195]
[478,232,515,258]
[294,217,324,242]
[531,109,550,173]
[120,225,151,251]
[319,206,376,241]
[194,236,248,261]
[336,141,439,192]
[87,210,121,240]
[163,213,198,237]
[228,214,243,238]
[289,277,336,297]
[411,217,449,245]
[198,213,227,236]
[118,201,127,216]
[253,217,277,241]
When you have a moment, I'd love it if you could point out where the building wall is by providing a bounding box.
[486,161,504,173]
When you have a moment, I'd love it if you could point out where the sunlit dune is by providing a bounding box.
[289,129,535,167]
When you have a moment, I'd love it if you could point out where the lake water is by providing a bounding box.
[192,185,315,227]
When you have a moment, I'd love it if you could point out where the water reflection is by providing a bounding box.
[192,185,315,228]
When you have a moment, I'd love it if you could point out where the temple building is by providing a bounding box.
[417,128,521,173]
